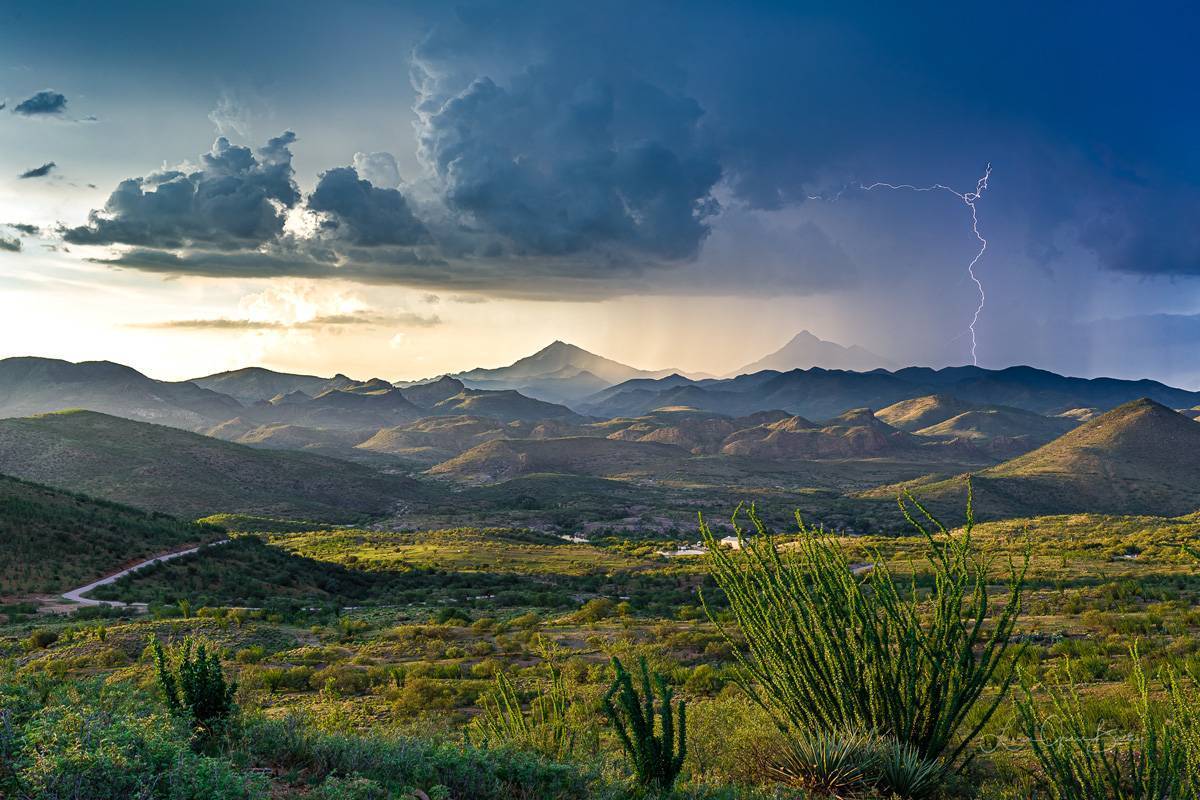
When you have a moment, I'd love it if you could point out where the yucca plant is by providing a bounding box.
[1016,649,1187,799]
[768,727,881,797]
[602,655,686,793]
[470,664,577,760]
[700,481,1026,770]
[151,635,239,751]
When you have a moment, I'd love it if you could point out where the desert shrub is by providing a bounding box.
[701,487,1025,769]
[25,627,59,650]
[1017,651,1188,799]
[572,598,614,623]
[470,664,581,761]
[151,636,239,752]
[602,656,686,793]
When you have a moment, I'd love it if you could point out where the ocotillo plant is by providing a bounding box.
[151,635,239,751]
[1017,649,1187,799]
[471,664,576,760]
[602,656,686,793]
[700,481,1026,769]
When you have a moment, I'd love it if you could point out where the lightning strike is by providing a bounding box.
[808,165,992,365]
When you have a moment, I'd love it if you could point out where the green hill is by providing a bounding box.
[0,474,224,595]
[0,410,426,520]
[914,407,1077,455]
[868,398,1200,518]
[875,394,977,431]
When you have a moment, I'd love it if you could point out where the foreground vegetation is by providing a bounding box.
[5,487,1200,798]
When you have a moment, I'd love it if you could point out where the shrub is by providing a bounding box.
[25,627,59,650]
[700,485,1026,769]
[151,636,239,751]
[601,656,686,793]
[1017,650,1187,799]
[470,666,577,760]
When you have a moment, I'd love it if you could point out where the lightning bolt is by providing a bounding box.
[808,164,992,365]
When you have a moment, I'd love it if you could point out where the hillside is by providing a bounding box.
[189,367,355,404]
[874,399,1200,517]
[356,415,578,464]
[0,356,241,429]
[588,407,788,455]
[875,394,978,431]
[427,436,689,483]
[914,407,1078,455]
[0,411,424,520]
[734,330,893,375]
[0,474,224,595]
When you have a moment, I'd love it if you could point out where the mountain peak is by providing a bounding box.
[734,331,893,376]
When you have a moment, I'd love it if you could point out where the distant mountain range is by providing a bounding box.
[733,330,893,375]
[581,364,1200,420]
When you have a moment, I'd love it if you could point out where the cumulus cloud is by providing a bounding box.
[63,132,301,248]
[18,162,56,179]
[307,166,428,246]
[352,152,401,189]
[13,90,66,116]
[8,223,39,235]
[411,57,721,263]
[0,236,20,253]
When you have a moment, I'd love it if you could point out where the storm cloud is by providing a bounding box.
[307,166,428,246]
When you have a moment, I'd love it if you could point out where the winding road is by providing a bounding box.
[61,539,231,607]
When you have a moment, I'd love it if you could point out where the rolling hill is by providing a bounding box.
[0,474,225,595]
[430,388,584,422]
[720,408,919,459]
[427,437,689,483]
[0,410,425,520]
[872,399,1200,518]
[0,356,241,429]
[913,407,1078,455]
[356,415,579,465]
[875,394,979,431]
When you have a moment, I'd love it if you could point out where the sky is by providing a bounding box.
[2,0,1200,385]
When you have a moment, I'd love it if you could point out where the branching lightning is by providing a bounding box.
[808,164,992,365]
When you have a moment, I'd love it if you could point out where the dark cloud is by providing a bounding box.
[8,224,39,235]
[0,102,6,112]
[13,90,67,116]
[63,132,300,249]
[307,167,428,246]
[18,162,56,179]
[0,237,20,253]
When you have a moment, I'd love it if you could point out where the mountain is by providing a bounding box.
[0,473,226,595]
[0,410,425,520]
[583,364,1200,421]
[190,367,356,404]
[0,356,242,430]
[734,331,893,375]
[720,408,920,459]
[242,386,423,431]
[401,376,466,409]
[427,436,689,483]
[872,399,1200,517]
[446,341,682,406]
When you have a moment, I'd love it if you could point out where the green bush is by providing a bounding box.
[701,487,1026,769]
[602,656,687,793]
[151,636,239,752]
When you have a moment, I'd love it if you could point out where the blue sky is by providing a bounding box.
[2,0,1199,385]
